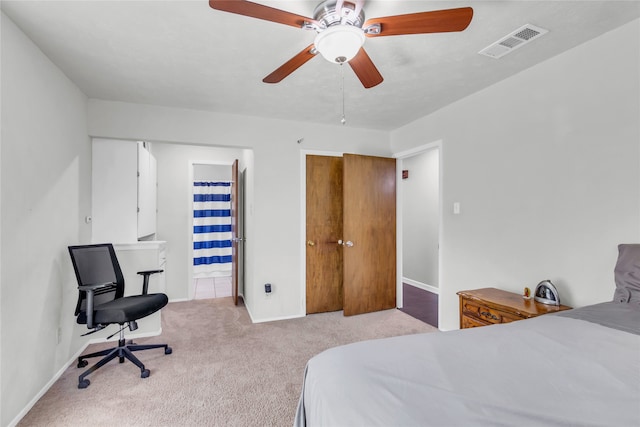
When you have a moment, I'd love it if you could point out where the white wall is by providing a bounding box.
[193,164,231,181]
[391,19,640,331]
[1,12,91,426]
[86,100,391,322]
[402,148,440,288]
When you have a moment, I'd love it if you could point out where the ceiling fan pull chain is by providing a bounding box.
[340,63,346,125]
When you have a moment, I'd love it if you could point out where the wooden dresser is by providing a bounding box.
[457,287,572,329]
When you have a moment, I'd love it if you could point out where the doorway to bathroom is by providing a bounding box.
[191,161,244,302]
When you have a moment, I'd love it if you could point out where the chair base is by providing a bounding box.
[77,337,172,389]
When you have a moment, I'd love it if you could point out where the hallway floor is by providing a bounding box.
[399,283,438,328]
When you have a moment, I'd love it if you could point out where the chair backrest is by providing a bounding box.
[68,244,125,319]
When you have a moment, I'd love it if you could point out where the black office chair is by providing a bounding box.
[68,243,172,389]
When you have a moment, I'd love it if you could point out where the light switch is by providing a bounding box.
[453,202,461,215]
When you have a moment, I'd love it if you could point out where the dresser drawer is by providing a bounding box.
[461,299,523,325]
[461,315,489,329]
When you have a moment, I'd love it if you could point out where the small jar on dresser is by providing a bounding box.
[457,287,572,329]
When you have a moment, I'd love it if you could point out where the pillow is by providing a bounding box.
[613,244,640,305]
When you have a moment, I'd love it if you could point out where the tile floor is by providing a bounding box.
[194,276,232,299]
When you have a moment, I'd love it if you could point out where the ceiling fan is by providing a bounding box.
[209,0,473,89]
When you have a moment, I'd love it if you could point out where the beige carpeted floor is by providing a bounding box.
[19,297,438,426]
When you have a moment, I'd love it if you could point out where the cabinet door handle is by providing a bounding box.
[480,311,499,321]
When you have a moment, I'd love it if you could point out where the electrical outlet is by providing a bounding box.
[264,283,272,294]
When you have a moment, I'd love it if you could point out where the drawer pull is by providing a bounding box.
[480,311,499,321]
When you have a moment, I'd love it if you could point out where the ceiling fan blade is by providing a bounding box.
[364,7,473,37]
[209,0,313,28]
[263,44,317,84]
[349,48,383,89]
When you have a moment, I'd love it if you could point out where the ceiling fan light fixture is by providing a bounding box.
[314,25,365,64]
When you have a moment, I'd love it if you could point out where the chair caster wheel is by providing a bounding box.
[78,379,90,389]
[141,369,150,378]
[165,347,172,355]
[77,360,88,368]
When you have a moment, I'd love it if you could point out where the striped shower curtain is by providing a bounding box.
[193,181,232,277]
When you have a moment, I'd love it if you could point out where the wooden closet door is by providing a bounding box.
[306,155,344,313]
[343,154,396,316]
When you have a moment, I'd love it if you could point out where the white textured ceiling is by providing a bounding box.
[2,0,639,130]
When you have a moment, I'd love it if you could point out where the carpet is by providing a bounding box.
[19,297,438,426]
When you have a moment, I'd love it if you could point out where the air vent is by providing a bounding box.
[479,24,548,59]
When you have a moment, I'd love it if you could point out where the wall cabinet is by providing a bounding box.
[92,138,157,243]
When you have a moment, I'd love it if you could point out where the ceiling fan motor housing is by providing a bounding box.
[313,0,366,29]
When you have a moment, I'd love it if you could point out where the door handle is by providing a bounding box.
[309,240,353,247]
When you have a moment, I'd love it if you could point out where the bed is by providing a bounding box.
[294,244,640,426]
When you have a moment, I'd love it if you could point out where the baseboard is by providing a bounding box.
[251,313,306,323]
[245,305,305,324]
[9,326,164,427]
[8,342,90,427]
[244,298,256,322]
[241,294,305,324]
[403,278,439,295]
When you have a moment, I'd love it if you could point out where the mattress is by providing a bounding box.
[294,302,640,426]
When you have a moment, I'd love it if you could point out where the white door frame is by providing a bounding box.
[393,140,443,309]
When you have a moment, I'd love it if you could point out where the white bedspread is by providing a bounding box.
[295,312,640,426]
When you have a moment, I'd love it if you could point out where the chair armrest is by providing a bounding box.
[137,269,164,276]
[137,270,164,295]
[78,282,115,329]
